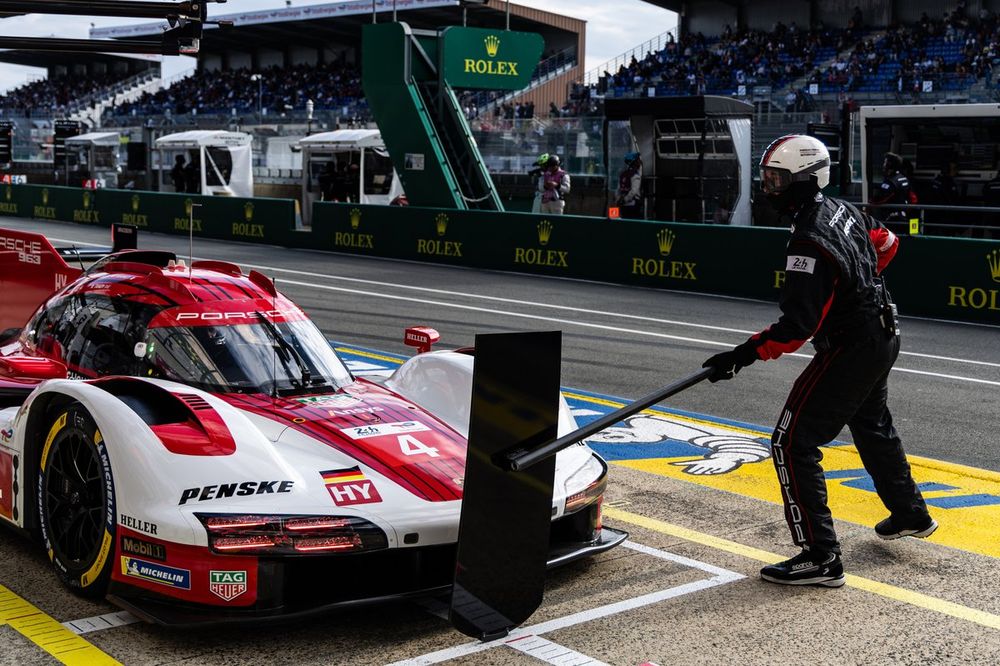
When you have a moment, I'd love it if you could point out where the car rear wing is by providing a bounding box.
[0,227,83,333]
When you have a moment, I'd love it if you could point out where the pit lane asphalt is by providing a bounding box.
[1,219,998,665]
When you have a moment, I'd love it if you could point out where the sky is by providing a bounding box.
[0,0,677,93]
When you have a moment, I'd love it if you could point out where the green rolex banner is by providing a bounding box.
[440,26,544,90]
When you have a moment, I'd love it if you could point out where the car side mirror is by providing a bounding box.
[0,356,69,380]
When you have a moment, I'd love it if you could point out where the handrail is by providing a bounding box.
[582,28,677,87]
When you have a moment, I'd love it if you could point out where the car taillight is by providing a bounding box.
[564,475,607,515]
[196,514,388,555]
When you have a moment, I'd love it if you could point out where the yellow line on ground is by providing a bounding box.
[0,585,121,665]
[604,506,1000,631]
[335,347,405,365]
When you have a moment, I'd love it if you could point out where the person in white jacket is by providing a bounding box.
[538,154,570,215]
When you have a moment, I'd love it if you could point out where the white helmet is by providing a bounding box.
[759,134,830,195]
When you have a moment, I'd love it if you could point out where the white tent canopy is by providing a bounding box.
[298,129,385,151]
[155,130,254,198]
[65,132,121,147]
[154,130,252,149]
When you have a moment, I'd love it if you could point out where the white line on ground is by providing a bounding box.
[45,235,1000,370]
[259,276,1000,388]
[44,235,1000,381]
[62,610,140,635]
[390,540,744,666]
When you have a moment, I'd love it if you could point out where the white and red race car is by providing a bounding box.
[0,227,624,625]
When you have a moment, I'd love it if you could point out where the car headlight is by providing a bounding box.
[563,455,607,515]
[196,514,389,555]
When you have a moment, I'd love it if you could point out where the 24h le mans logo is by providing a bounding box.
[209,570,247,601]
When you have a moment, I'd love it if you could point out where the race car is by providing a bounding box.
[0,226,625,625]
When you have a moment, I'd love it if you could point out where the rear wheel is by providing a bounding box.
[37,402,116,598]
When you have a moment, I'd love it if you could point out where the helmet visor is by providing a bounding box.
[761,166,792,195]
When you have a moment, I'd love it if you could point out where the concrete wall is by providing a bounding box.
[687,1,738,36]
[228,52,252,70]
[744,0,811,32]
[258,48,284,69]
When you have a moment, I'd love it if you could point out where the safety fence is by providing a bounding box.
[0,184,299,247]
[0,184,997,326]
[309,202,1000,326]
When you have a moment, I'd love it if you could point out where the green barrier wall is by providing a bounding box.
[6,184,298,247]
[312,202,1000,326]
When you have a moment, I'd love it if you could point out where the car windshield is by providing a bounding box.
[140,319,353,395]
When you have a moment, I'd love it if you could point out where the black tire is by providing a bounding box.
[37,402,116,598]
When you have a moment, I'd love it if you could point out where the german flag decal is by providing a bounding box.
[319,467,382,506]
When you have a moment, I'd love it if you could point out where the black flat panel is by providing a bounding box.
[450,331,561,640]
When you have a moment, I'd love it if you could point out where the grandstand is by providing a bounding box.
[2,0,997,193]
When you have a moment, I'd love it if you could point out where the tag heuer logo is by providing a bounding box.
[209,570,247,601]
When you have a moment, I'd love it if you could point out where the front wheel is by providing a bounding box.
[37,402,116,598]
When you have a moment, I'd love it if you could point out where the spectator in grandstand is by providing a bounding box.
[703,134,935,588]
[170,155,186,192]
[616,152,643,219]
[539,154,570,215]
[869,152,916,225]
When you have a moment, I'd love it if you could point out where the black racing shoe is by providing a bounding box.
[874,514,939,540]
[760,549,845,588]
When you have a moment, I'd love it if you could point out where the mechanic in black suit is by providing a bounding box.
[703,134,936,588]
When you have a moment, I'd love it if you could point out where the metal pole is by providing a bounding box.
[0,0,202,19]
[505,368,713,471]
[372,0,376,23]
[505,0,510,30]
[392,0,396,22]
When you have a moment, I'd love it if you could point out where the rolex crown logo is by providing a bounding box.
[244,201,255,222]
[657,228,676,256]
[988,249,1000,283]
[82,191,91,209]
[42,188,49,205]
[131,194,140,212]
[484,34,500,58]
[4,186,11,202]
[435,213,449,237]
[184,198,194,216]
[349,207,362,230]
[537,220,553,246]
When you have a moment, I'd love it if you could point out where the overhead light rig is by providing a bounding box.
[0,0,231,55]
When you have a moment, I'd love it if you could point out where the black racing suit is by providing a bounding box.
[870,172,914,223]
[742,194,930,554]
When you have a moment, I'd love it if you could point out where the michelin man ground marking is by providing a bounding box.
[585,414,771,475]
